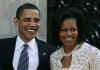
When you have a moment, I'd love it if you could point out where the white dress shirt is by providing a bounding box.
[13,36,39,70]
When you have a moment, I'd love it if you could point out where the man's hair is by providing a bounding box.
[16,3,40,19]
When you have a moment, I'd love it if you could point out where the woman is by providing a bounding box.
[50,7,100,70]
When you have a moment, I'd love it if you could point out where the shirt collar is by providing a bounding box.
[16,36,37,50]
[27,37,37,50]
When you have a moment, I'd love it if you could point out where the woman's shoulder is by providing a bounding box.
[50,47,62,58]
[80,42,100,55]
[82,42,99,50]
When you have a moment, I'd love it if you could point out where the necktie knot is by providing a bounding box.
[24,44,29,48]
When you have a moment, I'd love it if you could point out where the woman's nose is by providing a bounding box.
[66,30,72,36]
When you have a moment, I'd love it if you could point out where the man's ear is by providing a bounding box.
[13,17,19,27]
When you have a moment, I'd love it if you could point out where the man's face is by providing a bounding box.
[15,9,40,42]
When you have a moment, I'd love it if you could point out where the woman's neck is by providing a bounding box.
[63,44,76,53]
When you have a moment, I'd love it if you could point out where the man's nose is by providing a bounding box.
[27,20,37,25]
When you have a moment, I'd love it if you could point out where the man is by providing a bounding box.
[0,3,56,70]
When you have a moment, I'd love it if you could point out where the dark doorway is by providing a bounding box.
[47,0,100,49]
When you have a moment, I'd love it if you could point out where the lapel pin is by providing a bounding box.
[42,52,47,56]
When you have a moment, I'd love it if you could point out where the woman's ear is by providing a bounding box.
[13,17,19,27]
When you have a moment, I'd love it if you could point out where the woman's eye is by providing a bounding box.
[71,28,77,32]
[60,28,77,32]
[60,29,67,32]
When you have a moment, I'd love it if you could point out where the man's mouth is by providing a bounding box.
[27,29,35,32]
[26,27,39,32]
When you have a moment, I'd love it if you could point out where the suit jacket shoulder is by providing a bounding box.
[36,38,57,55]
[0,36,16,70]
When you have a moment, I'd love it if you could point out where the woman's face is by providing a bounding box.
[59,18,78,47]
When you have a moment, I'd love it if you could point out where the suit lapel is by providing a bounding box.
[36,38,53,70]
[35,38,43,62]
[9,36,17,70]
[35,38,47,70]
[10,36,17,61]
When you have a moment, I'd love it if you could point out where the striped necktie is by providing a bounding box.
[17,44,29,70]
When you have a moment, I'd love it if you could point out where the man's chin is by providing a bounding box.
[23,35,34,42]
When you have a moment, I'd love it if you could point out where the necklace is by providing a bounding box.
[62,44,81,56]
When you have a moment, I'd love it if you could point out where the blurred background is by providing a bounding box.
[0,0,100,49]
[0,0,47,41]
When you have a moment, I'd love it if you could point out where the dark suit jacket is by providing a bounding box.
[0,36,57,70]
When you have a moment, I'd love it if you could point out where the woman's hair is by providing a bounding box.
[53,7,88,46]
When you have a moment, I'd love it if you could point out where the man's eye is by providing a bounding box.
[34,18,40,23]
[23,18,31,22]
[23,18,40,23]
